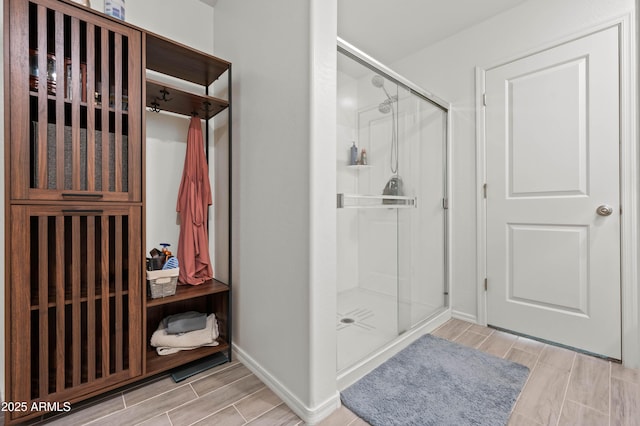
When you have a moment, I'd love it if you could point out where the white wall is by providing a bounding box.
[389,0,635,321]
[91,0,214,53]
[214,0,339,422]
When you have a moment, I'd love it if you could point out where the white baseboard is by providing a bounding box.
[232,344,341,425]
[451,310,478,324]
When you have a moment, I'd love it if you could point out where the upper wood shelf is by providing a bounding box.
[146,79,228,120]
[146,33,231,87]
[57,1,231,87]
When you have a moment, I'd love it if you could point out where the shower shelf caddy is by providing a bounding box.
[3,0,231,423]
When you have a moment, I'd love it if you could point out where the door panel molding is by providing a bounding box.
[507,223,589,315]
[507,57,588,197]
[475,15,638,367]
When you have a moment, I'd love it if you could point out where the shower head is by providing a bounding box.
[372,74,395,107]
[378,95,398,114]
[371,74,385,88]
[372,73,399,176]
[378,99,392,114]
[371,74,402,176]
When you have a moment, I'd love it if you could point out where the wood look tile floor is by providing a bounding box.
[29,319,640,425]
[432,319,640,426]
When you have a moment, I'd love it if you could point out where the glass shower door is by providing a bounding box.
[336,63,404,371]
[397,88,448,333]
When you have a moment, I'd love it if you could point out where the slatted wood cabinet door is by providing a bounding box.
[9,205,142,419]
[7,0,141,203]
[5,0,144,422]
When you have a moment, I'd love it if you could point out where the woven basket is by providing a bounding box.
[147,268,179,299]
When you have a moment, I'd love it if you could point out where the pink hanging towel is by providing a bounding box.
[176,117,213,285]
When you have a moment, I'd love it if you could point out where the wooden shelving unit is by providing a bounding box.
[142,19,232,382]
[4,0,232,422]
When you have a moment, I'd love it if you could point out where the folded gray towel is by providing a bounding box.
[162,311,207,334]
[150,313,218,351]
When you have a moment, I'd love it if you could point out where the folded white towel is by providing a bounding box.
[156,341,219,356]
[151,313,219,353]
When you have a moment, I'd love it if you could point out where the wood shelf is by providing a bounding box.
[146,33,230,87]
[146,79,228,120]
[146,278,229,307]
[145,340,229,376]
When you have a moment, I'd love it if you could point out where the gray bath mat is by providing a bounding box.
[341,334,529,425]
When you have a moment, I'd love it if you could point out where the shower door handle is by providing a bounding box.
[336,193,416,209]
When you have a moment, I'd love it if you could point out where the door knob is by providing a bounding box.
[596,205,613,216]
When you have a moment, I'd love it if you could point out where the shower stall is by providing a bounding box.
[336,39,449,378]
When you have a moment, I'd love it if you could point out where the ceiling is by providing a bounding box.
[199,0,218,7]
[338,0,528,64]
[204,0,527,65]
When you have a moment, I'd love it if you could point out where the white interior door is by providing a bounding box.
[485,26,621,359]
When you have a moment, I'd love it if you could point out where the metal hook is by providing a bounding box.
[160,88,172,102]
[149,100,161,113]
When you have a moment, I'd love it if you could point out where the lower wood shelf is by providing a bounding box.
[145,339,230,376]
[146,278,229,307]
